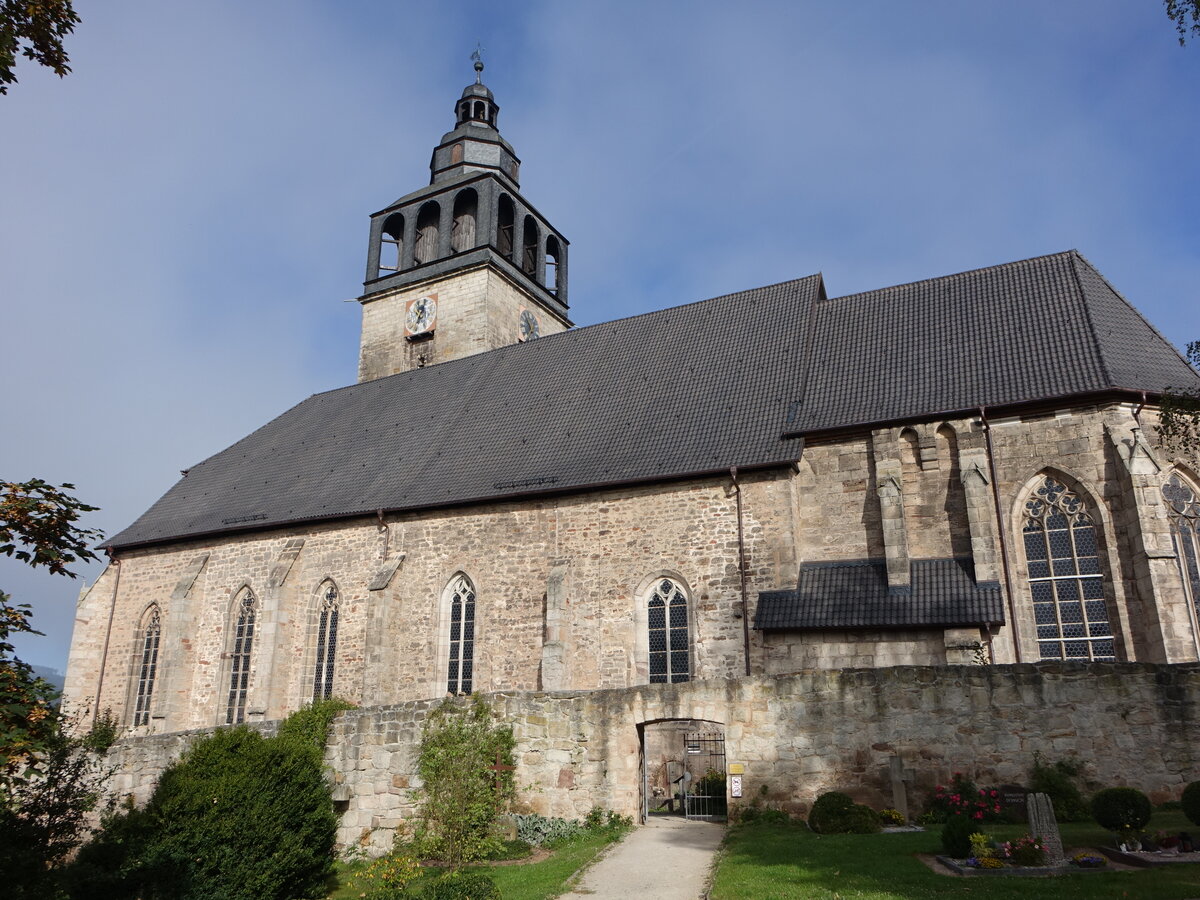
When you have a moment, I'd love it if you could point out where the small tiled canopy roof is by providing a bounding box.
[754,558,1005,630]
[107,250,1200,550]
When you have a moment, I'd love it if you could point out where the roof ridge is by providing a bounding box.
[306,272,824,401]
[819,249,1079,306]
[1066,251,1113,387]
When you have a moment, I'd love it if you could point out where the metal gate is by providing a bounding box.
[682,731,727,821]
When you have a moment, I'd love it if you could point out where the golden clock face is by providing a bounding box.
[405,295,437,338]
[519,308,540,342]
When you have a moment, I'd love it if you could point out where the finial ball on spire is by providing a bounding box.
[471,43,485,83]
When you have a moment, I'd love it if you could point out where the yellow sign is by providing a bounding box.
[727,763,745,775]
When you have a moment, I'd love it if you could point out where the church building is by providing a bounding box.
[65,61,1200,750]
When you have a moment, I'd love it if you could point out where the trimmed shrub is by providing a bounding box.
[1182,781,1200,826]
[65,700,350,900]
[1091,787,1152,833]
[1029,753,1088,822]
[807,792,879,834]
[421,873,501,899]
[808,792,854,833]
[941,814,981,858]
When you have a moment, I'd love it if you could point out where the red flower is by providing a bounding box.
[974,811,984,819]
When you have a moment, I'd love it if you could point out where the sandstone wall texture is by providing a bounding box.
[102,664,1200,856]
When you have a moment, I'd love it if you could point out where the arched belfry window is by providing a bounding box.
[226,589,257,724]
[545,235,561,295]
[446,574,476,694]
[1021,476,1116,661]
[522,215,539,277]
[379,213,404,274]
[414,201,440,266]
[1164,473,1200,628]
[313,581,340,701]
[132,605,161,726]
[648,578,690,683]
[497,195,515,260]
[452,189,477,253]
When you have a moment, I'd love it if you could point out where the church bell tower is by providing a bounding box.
[356,54,571,382]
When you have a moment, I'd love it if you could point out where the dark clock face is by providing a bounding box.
[405,295,437,337]
[519,309,540,341]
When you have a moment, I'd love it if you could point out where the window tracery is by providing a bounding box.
[132,605,161,726]
[648,578,690,683]
[1021,476,1116,661]
[446,574,475,694]
[313,581,339,701]
[1163,473,1200,628]
[226,590,257,724]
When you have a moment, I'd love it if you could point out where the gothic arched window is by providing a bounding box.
[313,581,340,702]
[226,590,257,724]
[1021,476,1116,661]
[132,605,161,726]
[648,578,690,683]
[446,574,476,694]
[1163,473,1200,628]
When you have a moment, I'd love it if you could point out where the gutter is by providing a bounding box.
[729,467,752,677]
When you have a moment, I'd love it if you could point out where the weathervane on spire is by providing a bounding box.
[471,43,485,83]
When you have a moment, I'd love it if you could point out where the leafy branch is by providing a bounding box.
[1159,341,1200,455]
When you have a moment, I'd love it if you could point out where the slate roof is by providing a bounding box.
[754,558,1005,630]
[791,250,1200,433]
[108,250,1200,550]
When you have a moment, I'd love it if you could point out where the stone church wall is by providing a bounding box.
[100,663,1200,856]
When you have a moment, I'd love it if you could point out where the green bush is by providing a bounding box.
[808,792,854,833]
[1091,787,1152,833]
[1182,781,1200,825]
[512,813,583,846]
[66,700,349,900]
[1029,753,1088,822]
[420,872,501,899]
[412,697,516,869]
[941,814,981,858]
[807,791,879,834]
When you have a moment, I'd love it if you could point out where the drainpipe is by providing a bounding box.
[729,467,752,676]
[93,552,122,725]
[979,407,1021,662]
[1132,391,1147,430]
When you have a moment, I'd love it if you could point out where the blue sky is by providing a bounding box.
[2,1,1198,672]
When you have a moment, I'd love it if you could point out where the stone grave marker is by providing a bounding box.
[998,784,1029,822]
[888,755,913,823]
[1026,792,1064,866]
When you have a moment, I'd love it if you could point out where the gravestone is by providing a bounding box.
[998,783,1029,822]
[1026,792,1064,866]
[888,755,913,823]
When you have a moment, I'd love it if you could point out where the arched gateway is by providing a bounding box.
[639,719,728,823]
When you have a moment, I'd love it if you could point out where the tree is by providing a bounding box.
[1158,341,1200,455]
[1166,0,1200,44]
[0,0,80,94]
[1,479,102,787]
[0,478,107,897]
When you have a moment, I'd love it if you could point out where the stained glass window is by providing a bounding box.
[313,582,340,701]
[1022,477,1116,661]
[447,574,475,694]
[226,590,257,724]
[1163,473,1200,633]
[648,578,690,684]
[132,606,161,726]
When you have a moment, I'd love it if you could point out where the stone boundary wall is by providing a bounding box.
[102,663,1200,855]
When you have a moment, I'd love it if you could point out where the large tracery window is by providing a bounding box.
[132,605,161,726]
[1022,476,1116,661]
[1163,474,1200,627]
[313,581,340,701]
[446,574,476,694]
[226,590,257,724]
[648,578,690,683]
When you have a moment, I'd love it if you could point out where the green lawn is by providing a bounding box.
[711,812,1200,900]
[327,829,619,899]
